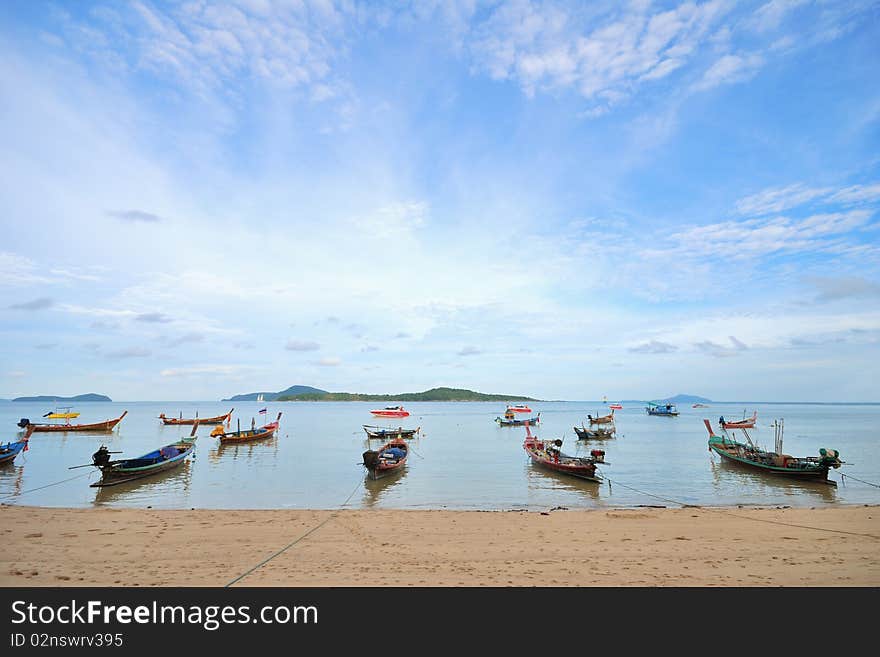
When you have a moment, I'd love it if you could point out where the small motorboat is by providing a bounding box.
[369,406,410,418]
[362,438,408,480]
[719,411,757,429]
[506,404,532,413]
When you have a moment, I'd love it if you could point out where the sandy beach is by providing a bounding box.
[1,504,878,586]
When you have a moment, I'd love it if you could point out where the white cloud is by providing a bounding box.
[735,183,833,216]
[694,52,764,91]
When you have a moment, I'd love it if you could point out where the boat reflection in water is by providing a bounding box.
[524,464,602,504]
[92,461,194,507]
[708,458,838,504]
[208,436,279,463]
[360,467,409,509]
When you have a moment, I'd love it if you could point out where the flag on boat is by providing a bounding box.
[258,408,267,414]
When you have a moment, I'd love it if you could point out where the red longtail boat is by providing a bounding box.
[362,438,408,480]
[522,424,605,483]
[211,412,282,444]
[159,408,233,425]
[18,411,128,433]
[719,411,757,430]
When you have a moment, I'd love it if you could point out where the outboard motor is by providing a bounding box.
[362,450,380,469]
[92,445,112,467]
[17,418,30,429]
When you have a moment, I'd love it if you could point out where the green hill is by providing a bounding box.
[277,387,537,402]
[223,385,327,401]
[12,393,112,402]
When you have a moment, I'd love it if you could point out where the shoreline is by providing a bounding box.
[2,504,878,586]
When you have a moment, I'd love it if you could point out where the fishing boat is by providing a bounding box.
[719,411,757,429]
[83,424,198,488]
[362,438,408,480]
[587,410,614,425]
[704,419,842,486]
[646,402,679,417]
[522,425,604,483]
[158,408,233,426]
[692,403,709,408]
[495,411,540,426]
[0,426,34,465]
[369,406,410,418]
[573,425,614,440]
[363,425,420,439]
[506,404,532,414]
[210,413,282,444]
[17,411,128,432]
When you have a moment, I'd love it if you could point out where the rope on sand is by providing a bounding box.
[225,476,365,587]
[599,474,880,541]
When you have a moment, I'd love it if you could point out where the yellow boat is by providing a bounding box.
[46,411,80,419]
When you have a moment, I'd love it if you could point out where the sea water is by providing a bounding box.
[1,401,878,510]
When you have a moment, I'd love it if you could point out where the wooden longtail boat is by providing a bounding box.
[704,419,842,486]
[719,411,757,429]
[522,425,605,483]
[362,438,408,480]
[495,413,540,426]
[159,408,233,425]
[573,425,614,440]
[369,406,410,418]
[587,410,614,425]
[646,402,679,416]
[363,425,420,439]
[18,411,128,432]
[0,426,34,465]
[85,424,198,488]
[210,412,282,444]
[507,404,532,413]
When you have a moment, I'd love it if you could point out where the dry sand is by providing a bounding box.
[1,504,878,586]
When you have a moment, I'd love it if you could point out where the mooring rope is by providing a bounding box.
[598,472,880,540]
[0,470,94,501]
[225,475,366,587]
[840,473,880,489]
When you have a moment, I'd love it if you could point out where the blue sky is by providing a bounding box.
[1,0,878,401]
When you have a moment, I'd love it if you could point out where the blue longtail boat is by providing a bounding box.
[0,426,33,465]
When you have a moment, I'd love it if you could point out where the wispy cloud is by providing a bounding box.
[285,339,320,351]
[160,332,205,347]
[629,340,677,354]
[693,52,764,92]
[9,297,53,310]
[105,346,151,359]
[160,364,250,377]
[315,357,341,366]
[107,209,163,222]
[134,312,173,323]
[457,346,482,356]
[810,276,880,302]
[694,336,748,357]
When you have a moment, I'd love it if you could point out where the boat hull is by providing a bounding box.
[523,439,600,482]
[91,440,195,487]
[363,439,408,480]
[573,426,614,440]
[363,425,419,439]
[496,415,540,426]
[709,443,834,484]
[370,410,410,418]
[29,411,128,432]
[0,441,27,465]
[160,409,233,425]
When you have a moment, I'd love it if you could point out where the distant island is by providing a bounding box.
[12,393,112,402]
[661,394,712,403]
[222,385,328,401]
[276,386,537,402]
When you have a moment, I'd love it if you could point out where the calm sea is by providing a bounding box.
[1,401,878,510]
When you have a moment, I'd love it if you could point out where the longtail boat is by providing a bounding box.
[363,425,420,440]
[719,411,757,429]
[362,438,408,480]
[507,404,532,413]
[18,411,128,432]
[159,408,233,425]
[646,402,679,416]
[369,406,410,418]
[83,424,198,488]
[522,425,605,483]
[495,412,540,426]
[210,412,281,444]
[587,410,614,425]
[704,419,842,486]
[573,425,614,440]
[0,426,34,465]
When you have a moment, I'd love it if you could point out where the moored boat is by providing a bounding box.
[370,406,410,418]
[719,411,757,429]
[704,419,842,486]
[608,403,623,410]
[84,424,198,488]
[159,408,233,425]
[507,404,532,413]
[18,411,128,432]
[587,410,614,425]
[495,412,540,426]
[522,425,605,482]
[0,426,34,465]
[211,413,282,444]
[363,425,420,439]
[573,425,614,440]
[362,438,408,480]
[646,402,679,417]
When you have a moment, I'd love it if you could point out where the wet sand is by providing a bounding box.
[1,504,878,586]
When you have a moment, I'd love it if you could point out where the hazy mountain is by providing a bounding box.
[222,385,328,401]
[12,393,112,402]
[277,386,537,402]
